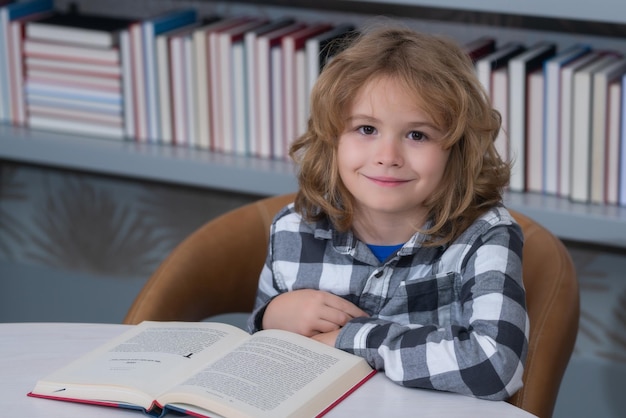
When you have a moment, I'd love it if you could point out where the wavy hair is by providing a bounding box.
[289,26,510,246]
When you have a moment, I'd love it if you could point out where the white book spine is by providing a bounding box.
[526,70,545,193]
[620,73,626,207]
[271,46,284,159]
[295,49,308,139]
[232,42,247,155]
[143,23,160,142]
[507,60,527,192]
[282,37,296,150]
[245,32,258,157]
[130,23,147,142]
[192,28,210,149]
[208,31,222,151]
[170,36,187,145]
[218,34,234,154]
[558,52,600,198]
[606,82,621,205]
[184,35,196,148]
[156,33,172,145]
[256,37,272,159]
[571,69,595,202]
[491,67,509,162]
[0,12,9,121]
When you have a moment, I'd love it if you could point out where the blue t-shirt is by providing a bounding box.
[366,243,404,263]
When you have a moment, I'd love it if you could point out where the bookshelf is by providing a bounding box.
[343,0,626,24]
[1,0,626,248]
[0,124,298,196]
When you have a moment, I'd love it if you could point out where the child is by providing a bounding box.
[247,26,528,401]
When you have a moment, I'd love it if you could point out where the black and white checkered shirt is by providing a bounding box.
[248,203,528,400]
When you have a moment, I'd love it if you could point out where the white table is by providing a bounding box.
[0,322,536,417]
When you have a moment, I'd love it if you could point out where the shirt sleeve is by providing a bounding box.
[336,222,528,401]
[247,215,284,333]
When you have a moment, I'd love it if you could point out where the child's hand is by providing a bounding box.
[311,329,341,347]
[262,289,368,337]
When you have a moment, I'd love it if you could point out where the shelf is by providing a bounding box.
[343,0,626,24]
[2,124,626,247]
[0,124,299,196]
[504,192,626,248]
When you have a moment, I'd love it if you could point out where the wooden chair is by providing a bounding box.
[124,193,579,418]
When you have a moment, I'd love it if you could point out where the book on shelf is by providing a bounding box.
[0,0,53,122]
[570,53,620,203]
[525,68,545,193]
[24,10,134,48]
[22,38,121,63]
[26,56,123,77]
[508,41,557,192]
[204,16,258,150]
[475,42,526,97]
[255,21,306,159]
[606,80,621,205]
[557,51,604,198]
[281,23,333,156]
[193,16,254,151]
[474,42,526,162]
[119,28,134,138]
[212,18,268,154]
[27,91,122,114]
[6,8,53,126]
[304,23,356,113]
[462,36,496,62]
[168,23,201,147]
[590,57,626,204]
[491,66,509,161]
[155,21,203,145]
[28,113,125,139]
[22,10,127,140]
[620,71,626,207]
[128,9,197,143]
[244,18,296,157]
[542,44,591,195]
[26,68,121,91]
[24,78,124,137]
[28,321,376,418]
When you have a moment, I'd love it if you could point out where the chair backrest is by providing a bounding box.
[124,193,296,324]
[506,209,579,418]
[124,194,579,418]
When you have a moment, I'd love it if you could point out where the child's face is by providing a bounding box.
[337,76,450,226]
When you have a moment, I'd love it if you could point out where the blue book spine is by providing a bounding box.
[7,0,52,20]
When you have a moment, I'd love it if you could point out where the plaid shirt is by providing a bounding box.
[248,203,528,400]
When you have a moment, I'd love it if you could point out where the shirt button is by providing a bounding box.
[374,270,384,278]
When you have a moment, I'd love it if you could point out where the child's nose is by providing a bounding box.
[376,137,403,166]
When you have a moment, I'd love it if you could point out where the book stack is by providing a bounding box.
[0,0,54,125]
[127,8,197,143]
[21,10,134,139]
[3,5,626,207]
[473,38,626,206]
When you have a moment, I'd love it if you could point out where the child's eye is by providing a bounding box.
[358,125,377,135]
[409,131,428,141]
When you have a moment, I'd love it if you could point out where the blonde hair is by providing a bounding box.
[289,26,509,246]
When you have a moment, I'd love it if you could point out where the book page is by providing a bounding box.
[158,329,374,418]
[31,321,249,408]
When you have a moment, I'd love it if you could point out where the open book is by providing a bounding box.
[28,321,376,418]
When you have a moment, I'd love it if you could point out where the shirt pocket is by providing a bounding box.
[379,272,457,326]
